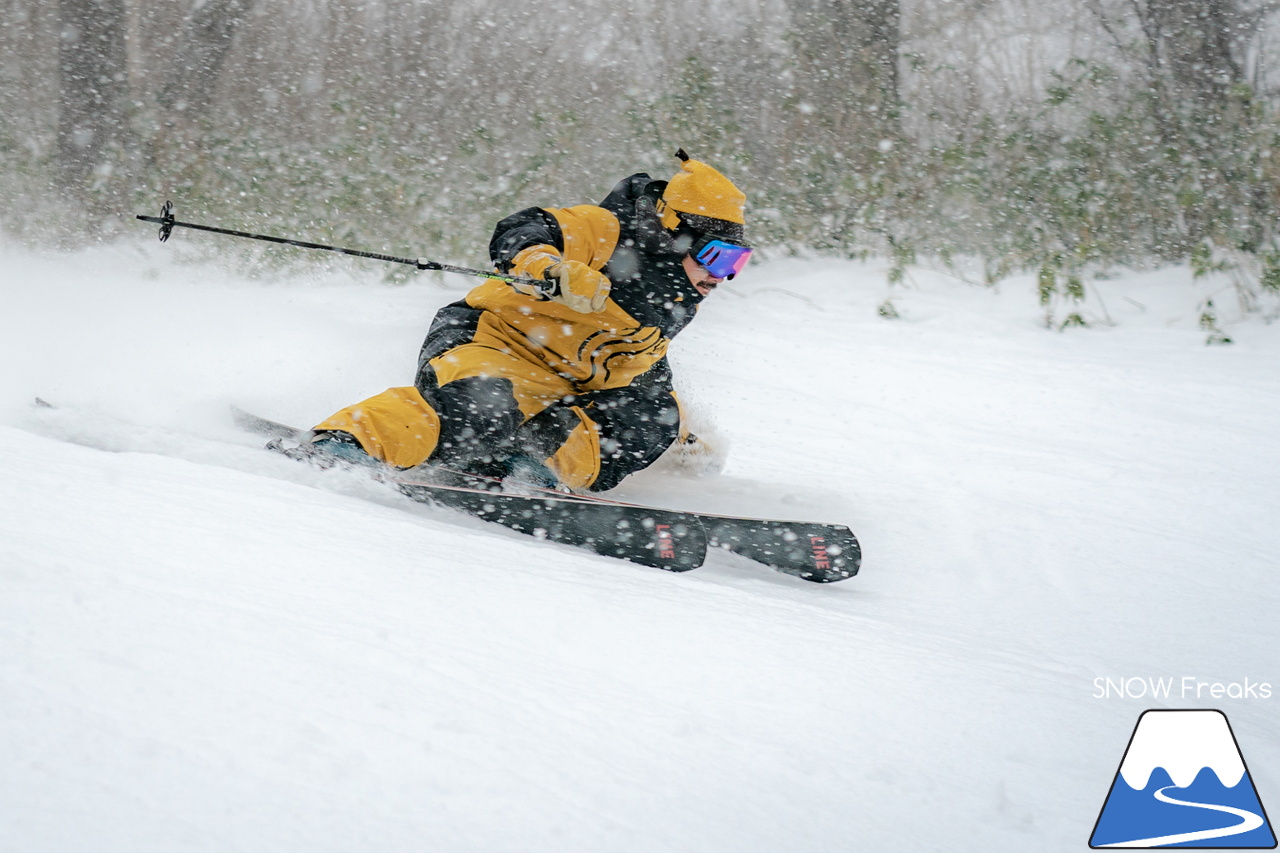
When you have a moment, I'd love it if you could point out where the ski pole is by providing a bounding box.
[135,201,548,288]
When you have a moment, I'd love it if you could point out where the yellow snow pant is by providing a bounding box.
[313,343,607,489]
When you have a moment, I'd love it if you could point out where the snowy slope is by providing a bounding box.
[2,241,1278,852]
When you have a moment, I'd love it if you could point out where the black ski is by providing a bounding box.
[232,408,704,570]
[702,517,859,583]
[391,478,706,571]
[233,406,859,582]
[232,406,312,441]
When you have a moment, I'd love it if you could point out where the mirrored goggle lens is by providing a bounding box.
[694,239,752,279]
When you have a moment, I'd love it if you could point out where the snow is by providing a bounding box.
[2,240,1278,851]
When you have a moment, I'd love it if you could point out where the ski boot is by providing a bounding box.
[267,430,380,471]
[500,453,563,493]
[431,451,565,494]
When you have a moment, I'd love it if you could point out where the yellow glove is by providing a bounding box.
[509,246,612,313]
[543,260,611,313]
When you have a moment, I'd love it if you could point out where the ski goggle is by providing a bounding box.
[692,237,752,280]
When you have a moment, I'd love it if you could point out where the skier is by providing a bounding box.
[292,149,751,492]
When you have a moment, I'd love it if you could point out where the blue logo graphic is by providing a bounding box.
[1091,710,1276,848]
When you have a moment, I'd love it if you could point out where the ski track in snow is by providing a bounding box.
[2,242,1279,852]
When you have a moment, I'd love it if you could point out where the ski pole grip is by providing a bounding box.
[134,200,177,242]
[158,200,175,242]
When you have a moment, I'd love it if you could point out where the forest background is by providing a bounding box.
[4,0,1280,327]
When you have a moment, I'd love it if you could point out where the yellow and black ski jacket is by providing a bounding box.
[374,174,706,490]
[315,175,704,490]
[415,173,704,396]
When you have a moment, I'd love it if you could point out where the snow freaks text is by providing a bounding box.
[1092,677,1274,701]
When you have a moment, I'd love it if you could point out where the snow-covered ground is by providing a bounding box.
[2,240,1277,852]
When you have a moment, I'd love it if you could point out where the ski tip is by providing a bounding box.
[804,533,860,582]
[707,519,861,583]
[230,405,312,440]
[229,404,259,425]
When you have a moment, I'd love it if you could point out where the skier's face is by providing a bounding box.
[682,254,724,297]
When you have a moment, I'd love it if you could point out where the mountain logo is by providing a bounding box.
[1090,709,1276,848]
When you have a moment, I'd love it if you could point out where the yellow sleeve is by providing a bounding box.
[545,205,621,271]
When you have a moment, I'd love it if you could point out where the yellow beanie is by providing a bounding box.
[658,155,746,232]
